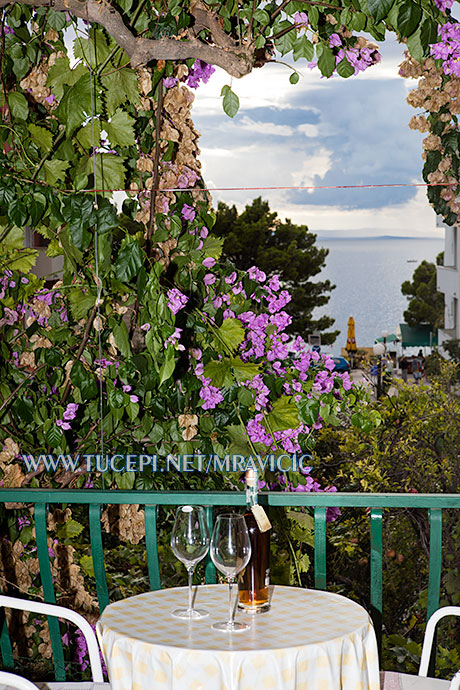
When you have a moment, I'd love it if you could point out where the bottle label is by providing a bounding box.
[251,504,271,532]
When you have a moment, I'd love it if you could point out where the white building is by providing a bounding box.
[436,220,459,348]
[24,228,63,284]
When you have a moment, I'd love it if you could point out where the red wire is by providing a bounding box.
[63,181,459,193]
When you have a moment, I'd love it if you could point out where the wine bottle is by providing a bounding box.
[237,468,271,613]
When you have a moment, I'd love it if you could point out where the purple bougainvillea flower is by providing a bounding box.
[163,77,178,88]
[203,273,216,286]
[181,204,196,221]
[56,419,71,431]
[167,288,188,314]
[202,257,216,268]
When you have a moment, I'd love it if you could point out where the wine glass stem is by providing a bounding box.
[228,578,234,626]
[188,567,194,612]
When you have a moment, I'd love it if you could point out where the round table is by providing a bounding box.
[96,584,380,690]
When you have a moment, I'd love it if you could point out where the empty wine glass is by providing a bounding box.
[170,505,210,619]
[210,513,252,632]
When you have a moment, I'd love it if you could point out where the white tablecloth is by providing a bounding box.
[96,584,380,690]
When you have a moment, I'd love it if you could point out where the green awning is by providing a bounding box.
[375,333,399,344]
[398,323,437,348]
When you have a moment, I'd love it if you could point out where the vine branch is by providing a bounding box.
[0,0,254,77]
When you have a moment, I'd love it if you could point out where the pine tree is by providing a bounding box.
[213,198,339,345]
[401,255,445,331]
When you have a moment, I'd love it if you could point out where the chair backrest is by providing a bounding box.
[419,606,460,678]
[0,671,38,690]
[0,595,104,683]
[449,671,460,690]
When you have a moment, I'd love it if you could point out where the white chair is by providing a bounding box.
[381,606,460,689]
[0,595,110,689]
[0,671,39,690]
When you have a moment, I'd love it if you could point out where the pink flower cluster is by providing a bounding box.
[186,60,215,88]
[431,22,460,76]
[183,258,353,455]
[433,0,454,12]
[57,403,79,431]
[330,35,382,75]
[167,288,188,315]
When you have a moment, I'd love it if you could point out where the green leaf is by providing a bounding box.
[289,72,300,85]
[62,195,95,252]
[213,318,245,354]
[108,387,125,408]
[85,154,126,191]
[61,518,84,538]
[253,8,270,23]
[47,9,67,30]
[8,248,38,272]
[126,401,139,421]
[8,92,29,120]
[47,57,87,100]
[336,57,355,78]
[226,424,251,456]
[101,68,140,117]
[28,123,53,152]
[96,200,118,234]
[275,30,296,56]
[104,108,136,148]
[203,359,233,387]
[367,0,394,22]
[80,555,95,578]
[221,85,240,118]
[351,11,366,31]
[159,347,175,385]
[299,397,320,426]
[292,35,314,62]
[202,235,224,259]
[9,199,27,227]
[112,321,131,359]
[46,425,63,448]
[56,73,93,137]
[115,471,135,489]
[73,28,111,68]
[231,357,261,383]
[13,57,30,80]
[265,395,300,432]
[396,1,422,38]
[43,159,69,185]
[70,360,98,401]
[406,27,423,63]
[115,239,144,282]
[317,45,335,78]
[77,120,101,149]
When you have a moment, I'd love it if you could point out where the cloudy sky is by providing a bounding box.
[191,29,444,238]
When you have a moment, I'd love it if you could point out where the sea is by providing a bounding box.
[313,236,445,352]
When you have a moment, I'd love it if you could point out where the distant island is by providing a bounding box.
[316,234,442,241]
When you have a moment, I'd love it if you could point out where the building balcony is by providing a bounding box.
[437,264,458,300]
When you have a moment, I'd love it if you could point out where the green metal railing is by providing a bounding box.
[0,489,458,680]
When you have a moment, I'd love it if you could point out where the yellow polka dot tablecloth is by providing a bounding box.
[96,584,380,690]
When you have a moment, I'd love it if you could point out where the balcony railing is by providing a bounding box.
[0,489,459,681]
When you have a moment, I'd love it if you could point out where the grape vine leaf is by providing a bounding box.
[28,124,53,152]
[101,69,140,117]
[105,109,136,147]
[43,158,69,184]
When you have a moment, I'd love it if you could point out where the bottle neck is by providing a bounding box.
[246,469,259,508]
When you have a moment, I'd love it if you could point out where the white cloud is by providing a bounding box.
[238,116,294,137]
[297,123,319,137]
[192,33,440,236]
